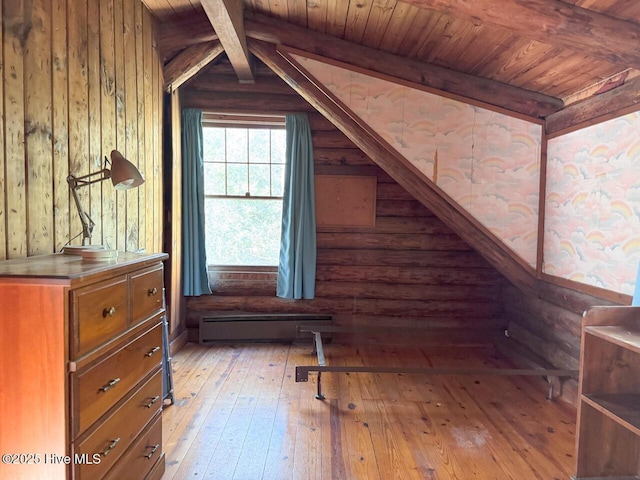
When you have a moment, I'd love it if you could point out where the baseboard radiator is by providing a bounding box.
[199,312,333,343]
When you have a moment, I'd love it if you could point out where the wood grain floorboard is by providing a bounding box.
[162,342,577,480]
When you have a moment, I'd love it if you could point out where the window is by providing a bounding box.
[202,121,286,267]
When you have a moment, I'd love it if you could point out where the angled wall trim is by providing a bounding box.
[249,38,537,294]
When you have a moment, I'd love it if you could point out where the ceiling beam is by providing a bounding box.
[546,76,640,135]
[163,41,225,92]
[200,0,254,83]
[249,38,537,295]
[400,0,640,69]
[244,12,562,118]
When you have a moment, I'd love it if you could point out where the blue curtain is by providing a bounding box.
[181,109,212,296]
[277,114,317,299]
[633,261,640,305]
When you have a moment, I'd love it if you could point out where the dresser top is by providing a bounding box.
[0,252,168,283]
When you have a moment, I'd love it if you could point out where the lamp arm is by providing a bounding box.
[67,168,111,188]
[67,175,99,246]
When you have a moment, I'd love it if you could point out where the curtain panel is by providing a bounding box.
[181,109,212,296]
[277,113,317,299]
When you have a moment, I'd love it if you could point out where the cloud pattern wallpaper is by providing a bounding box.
[293,54,542,268]
[545,112,640,295]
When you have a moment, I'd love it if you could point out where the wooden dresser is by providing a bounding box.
[0,252,168,480]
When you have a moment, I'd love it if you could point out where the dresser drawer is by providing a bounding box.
[72,276,128,357]
[74,369,162,480]
[72,320,163,436]
[103,412,163,480]
[130,266,164,326]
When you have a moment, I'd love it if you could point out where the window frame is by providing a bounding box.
[202,113,286,271]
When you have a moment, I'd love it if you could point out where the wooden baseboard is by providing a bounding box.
[169,330,189,356]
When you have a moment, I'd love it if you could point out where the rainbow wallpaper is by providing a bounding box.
[545,111,640,295]
[292,54,542,267]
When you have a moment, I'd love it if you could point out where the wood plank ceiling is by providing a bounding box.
[148,0,640,119]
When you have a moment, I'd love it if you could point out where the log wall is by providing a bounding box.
[182,60,506,343]
[0,0,164,259]
[502,279,620,402]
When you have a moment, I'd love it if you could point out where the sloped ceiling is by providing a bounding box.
[151,0,640,125]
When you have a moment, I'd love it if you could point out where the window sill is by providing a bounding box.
[207,266,278,294]
[208,265,277,274]
[208,265,278,284]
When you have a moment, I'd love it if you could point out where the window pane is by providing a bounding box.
[203,127,225,163]
[249,164,271,197]
[271,130,286,163]
[271,164,285,196]
[226,128,248,164]
[202,123,286,267]
[205,198,282,266]
[249,129,270,164]
[227,163,248,196]
[204,163,226,195]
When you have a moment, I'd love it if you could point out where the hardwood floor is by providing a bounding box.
[161,342,577,480]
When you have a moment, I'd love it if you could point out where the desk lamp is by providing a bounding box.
[67,150,144,246]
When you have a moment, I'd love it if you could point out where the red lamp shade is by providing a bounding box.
[110,150,145,190]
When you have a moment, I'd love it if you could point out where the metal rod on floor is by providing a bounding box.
[316,372,325,400]
[295,365,577,382]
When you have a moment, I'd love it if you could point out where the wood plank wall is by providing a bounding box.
[182,59,506,343]
[0,0,164,259]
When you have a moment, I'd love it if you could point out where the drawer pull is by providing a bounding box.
[144,444,160,460]
[99,378,121,392]
[147,287,158,296]
[145,346,161,357]
[101,437,121,457]
[144,395,160,408]
[102,306,116,317]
